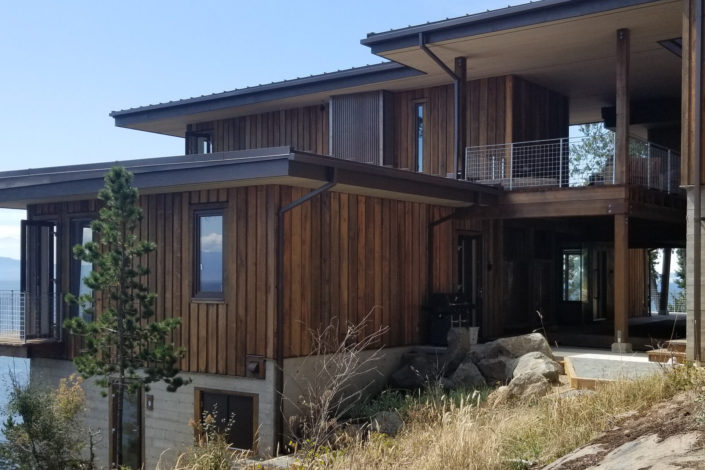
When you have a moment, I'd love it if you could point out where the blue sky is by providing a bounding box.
[0,0,525,259]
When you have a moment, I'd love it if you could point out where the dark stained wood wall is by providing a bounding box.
[194,105,329,155]
[28,185,501,372]
[510,76,569,143]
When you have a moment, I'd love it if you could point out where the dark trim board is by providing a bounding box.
[0,147,500,209]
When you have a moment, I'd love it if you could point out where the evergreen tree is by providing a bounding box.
[64,167,188,466]
[569,123,615,185]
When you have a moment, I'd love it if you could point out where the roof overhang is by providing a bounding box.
[0,147,499,210]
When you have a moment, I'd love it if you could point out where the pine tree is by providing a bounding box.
[64,167,188,466]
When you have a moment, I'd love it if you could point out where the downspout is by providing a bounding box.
[694,0,702,363]
[275,173,336,452]
[419,33,462,179]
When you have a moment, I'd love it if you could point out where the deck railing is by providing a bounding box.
[465,135,681,193]
[0,291,61,343]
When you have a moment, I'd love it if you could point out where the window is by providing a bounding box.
[414,102,424,172]
[69,219,93,322]
[194,209,224,299]
[196,389,257,451]
[109,383,143,469]
[562,249,584,302]
[185,131,213,155]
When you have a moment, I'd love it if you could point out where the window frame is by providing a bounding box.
[69,218,94,321]
[185,130,213,155]
[193,387,259,453]
[414,100,425,172]
[561,248,584,302]
[192,205,226,301]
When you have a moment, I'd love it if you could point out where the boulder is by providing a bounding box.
[442,328,470,374]
[467,340,506,364]
[447,361,487,389]
[477,355,515,384]
[506,371,551,402]
[487,372,552,406]
[370,411,404,437]
[512,351,562,383]
[389,354,441,389]
[495,333,554,359]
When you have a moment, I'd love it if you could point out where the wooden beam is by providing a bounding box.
[615,28,630,185]
[614,214,630,343]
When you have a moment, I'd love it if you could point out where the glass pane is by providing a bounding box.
[199,215,223,293]
[416,104,424,171]
[563,252,582,301]
[78,226,92,321]
[114,386,141,469]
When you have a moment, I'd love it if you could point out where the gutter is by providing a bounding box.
[694,0,702,363]
[275,172,337,451]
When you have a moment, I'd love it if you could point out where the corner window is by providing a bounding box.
[194,209,224,299]
[70,219,93,322]
[185,131,213,155]
[196,389,257,451]
[414,102,424,172]
[562,249,584,302]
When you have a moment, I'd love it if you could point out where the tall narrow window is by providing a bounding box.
[70,219,93,322]
[110,383,143,469]
[415,102,424,172]
[194,209,224,299]
[562,249,583,302]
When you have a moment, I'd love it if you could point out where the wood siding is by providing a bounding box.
[29,185,502,372]
[682,0,704,185]
[194,105,329,156]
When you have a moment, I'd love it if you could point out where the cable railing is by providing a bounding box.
[465,135,681,193]
[0,291,62,343]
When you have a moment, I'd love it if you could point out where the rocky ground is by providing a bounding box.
[541,390,705,469]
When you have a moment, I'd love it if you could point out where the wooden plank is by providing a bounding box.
[289,188,303,357]
[246,187,257,356]
[265,186,279,359]
[226,188,238,375]
[339,193,349,340]
[236,188,248,375]
[181,193,191,370]
[207,304,217,374]
[614,214,630,343]
[256,186,267,357]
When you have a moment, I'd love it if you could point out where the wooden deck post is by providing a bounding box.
[455,57,467,178]
[613,214,631,351]
[615,28,630,185]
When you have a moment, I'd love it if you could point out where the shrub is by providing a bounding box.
[0,374,95,470]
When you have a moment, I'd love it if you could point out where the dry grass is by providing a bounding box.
[319,365,705,470]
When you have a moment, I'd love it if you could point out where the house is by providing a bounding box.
[0,0,695,467]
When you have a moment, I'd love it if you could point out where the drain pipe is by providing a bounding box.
[419,33,463,178]
[694,0,702,363]
[275,175,336,451]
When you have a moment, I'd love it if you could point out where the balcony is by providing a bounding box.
[0,291,62,344]
[465,136,681,194]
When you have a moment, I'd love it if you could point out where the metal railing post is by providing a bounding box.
[612,142,617,184]
[509,143,514,190]
[559,138,564,188]
[646,142,651,188]
[667,149,672,193]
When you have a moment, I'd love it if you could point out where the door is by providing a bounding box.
[457,235,482,330]
[20,220,56,338]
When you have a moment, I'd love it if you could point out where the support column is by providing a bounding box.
[454,57,467,179]
[613,214,632,352]
[615,28,630,185]
[658,249,671,315]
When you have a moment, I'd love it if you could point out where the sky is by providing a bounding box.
[0,0,529,260]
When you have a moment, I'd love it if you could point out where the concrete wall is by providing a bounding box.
[30,358,277,469]
[282,346,412,437]
[686,188,705,360]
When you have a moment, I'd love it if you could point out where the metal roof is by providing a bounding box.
[0,148,498,210]
[361,0,664,54]
[110,62,423,128]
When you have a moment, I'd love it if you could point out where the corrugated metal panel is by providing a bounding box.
[331,91,393,165]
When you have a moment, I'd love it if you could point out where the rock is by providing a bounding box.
[442,328,470,374]
[467,341,506,363]
[477,355,515,384]
[512,351,562,383]
[389,354,441,389]
[495,333,554,359]
[486,385,511,407]
[370,411,404,437]
[447,361,486,389]
[506,371,551,402]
